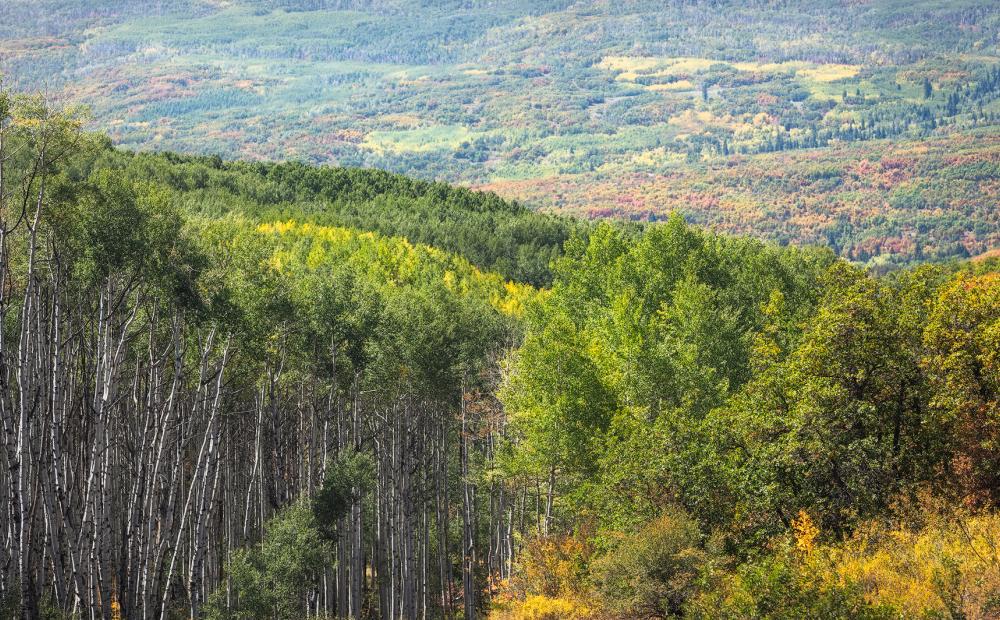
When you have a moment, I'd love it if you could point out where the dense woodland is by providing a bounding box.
[2,85,1000,620]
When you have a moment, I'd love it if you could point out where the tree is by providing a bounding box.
[706,263,935,538]
[923,273,1000,506]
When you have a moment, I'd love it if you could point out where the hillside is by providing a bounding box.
[2,92,1000,620]
[2,0,999,269]
[87,144,587,285]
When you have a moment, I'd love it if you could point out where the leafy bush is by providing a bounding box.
[206,503,331,620]
[689,504,1000,619]
[922,273,1000,506]
[591,508,707,618]
[491,534,594,619]
[824,508,1000,618]
[687,550,897,620]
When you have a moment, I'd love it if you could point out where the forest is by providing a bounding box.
[2,84,1000,620]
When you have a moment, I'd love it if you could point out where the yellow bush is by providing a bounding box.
[792,510,819,554]
[826,511,1000,618]
[490,534,595,619]
[688,503,1000,619]
[494,595,592,620]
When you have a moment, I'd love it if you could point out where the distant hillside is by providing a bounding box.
[2,0,999,268]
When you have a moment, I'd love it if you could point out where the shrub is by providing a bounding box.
[689,506,1000,619]
[686,546,897,619]
[591,507,707,618]
[205,502,331,620]
[827,510,1000,618]
[491,534,594,619]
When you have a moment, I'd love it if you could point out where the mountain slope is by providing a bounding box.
[2,0,998,268]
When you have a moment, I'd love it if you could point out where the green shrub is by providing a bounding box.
[592,507,707,618]
[206,502,331,620]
